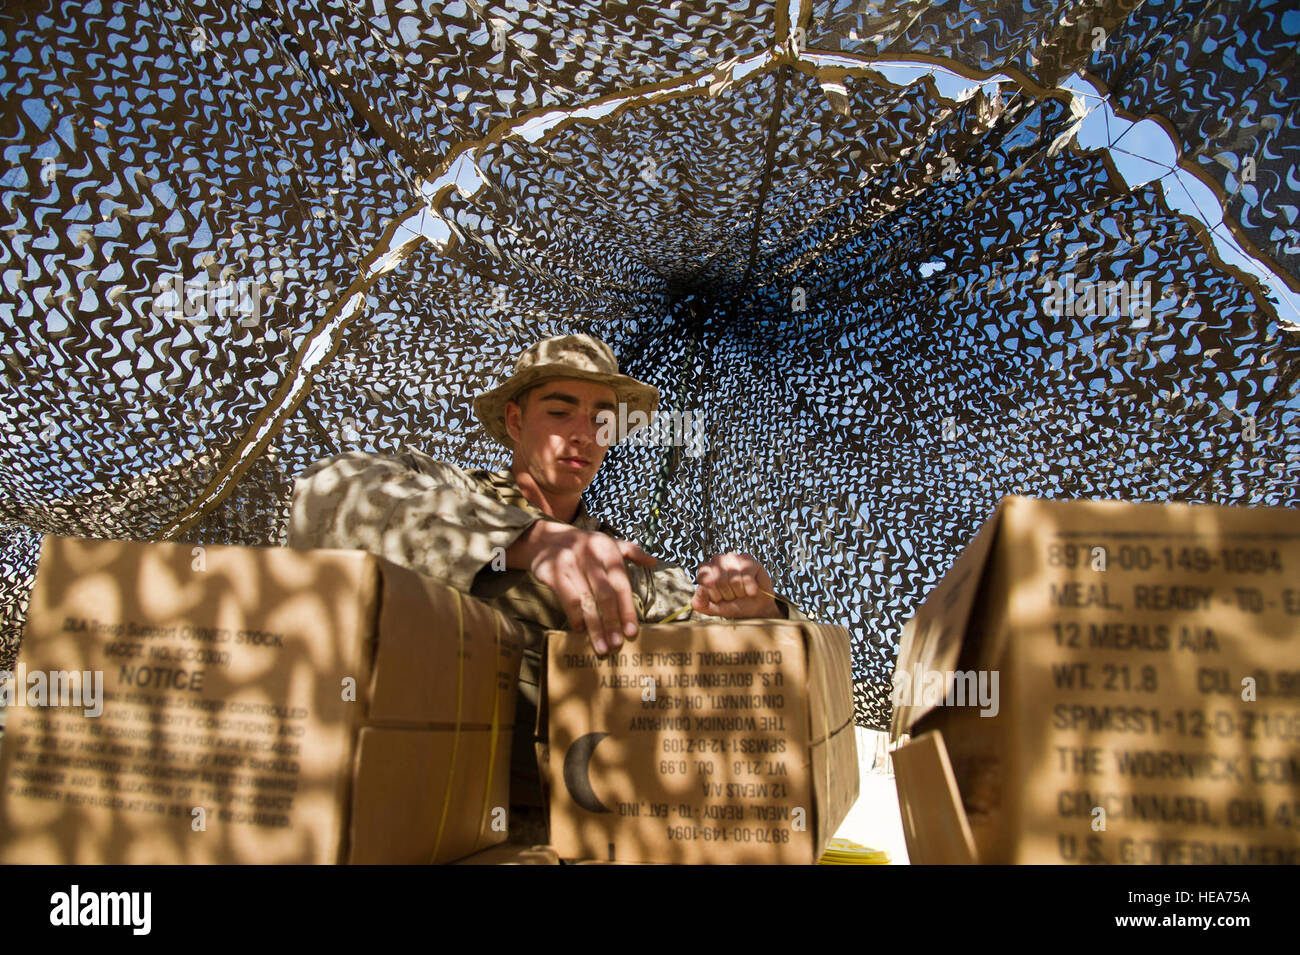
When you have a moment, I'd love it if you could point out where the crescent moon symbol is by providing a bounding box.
[563,732,611,814]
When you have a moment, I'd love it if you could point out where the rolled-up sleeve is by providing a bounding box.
[287,450,542,592]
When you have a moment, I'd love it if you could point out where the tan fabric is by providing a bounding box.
[286,444,807,806]
[287,444,807,629]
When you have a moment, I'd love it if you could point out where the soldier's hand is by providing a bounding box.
[507,520,657,655]
[692,552,781,619]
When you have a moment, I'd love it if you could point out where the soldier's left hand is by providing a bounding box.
[691,552,781,618]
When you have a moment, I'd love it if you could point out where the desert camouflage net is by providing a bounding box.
[0,0,1297,729]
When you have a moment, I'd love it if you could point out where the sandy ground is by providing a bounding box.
[829,727,910,864]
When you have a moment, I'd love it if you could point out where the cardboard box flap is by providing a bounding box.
[804,622,854,746]
[804,622,860,853]
[892,731,978,865]
[811,723,859,852]
[348,725,509,864]
[891,500,1009,740]
[367,556,524,727]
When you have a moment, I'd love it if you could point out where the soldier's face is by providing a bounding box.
[506,378,619,494]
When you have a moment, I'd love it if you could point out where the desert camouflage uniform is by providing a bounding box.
[286,445,806,837]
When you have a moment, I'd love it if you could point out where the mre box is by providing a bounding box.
[891,497,1300,865]
[0,536,523,864]
[546,619,858,864]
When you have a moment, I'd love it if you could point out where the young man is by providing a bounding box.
[287,333,804,836]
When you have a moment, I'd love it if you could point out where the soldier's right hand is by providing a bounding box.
[506,521,658,655]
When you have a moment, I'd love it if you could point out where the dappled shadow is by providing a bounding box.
[0,534,523,864]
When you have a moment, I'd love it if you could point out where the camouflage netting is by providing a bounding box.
[1,0,1297,729]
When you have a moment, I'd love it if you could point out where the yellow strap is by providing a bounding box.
[473,613,504,849]
[657,601,694,624]
[430,588,466,863]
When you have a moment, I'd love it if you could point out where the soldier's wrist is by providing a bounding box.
[504,519,546,569]
[505,517,567,570]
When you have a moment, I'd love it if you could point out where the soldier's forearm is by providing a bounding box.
[504,519,551,570]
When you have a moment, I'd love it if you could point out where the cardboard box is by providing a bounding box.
[545,620,858,864]
[891,496,1300,864]
[451,843,560,864]
[0,535,523,864]
[890,730,977,865]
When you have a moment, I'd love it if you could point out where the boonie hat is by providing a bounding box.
[473,334,659,450]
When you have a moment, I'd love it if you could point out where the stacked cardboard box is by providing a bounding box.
[0,535,523,864]
[891,496,1300,865]
[545,619,858,864]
